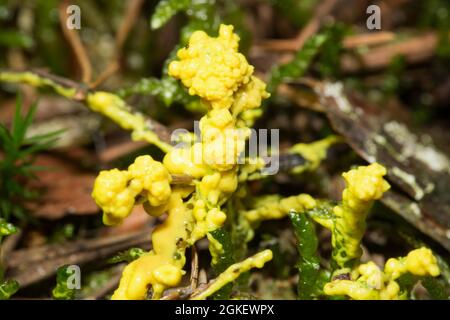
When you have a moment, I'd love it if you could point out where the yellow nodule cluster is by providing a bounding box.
[384,247,441,279]
[191,249,273,300]
[231,76,270,127]
[324,247,440,300]
[112,190,193,299]
[198,109,249,172]
[92,155,172,226]
[341,163,391,205]
[332,163,390,268]
[168,24,254,109]
[92,24,271,300]
[245,194,317,223]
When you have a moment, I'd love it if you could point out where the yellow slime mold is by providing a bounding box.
[92,24,270,299]
[191,249,273,300]
[324,248,440,300]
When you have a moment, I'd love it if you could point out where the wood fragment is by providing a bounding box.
[6,227,152,287]
[190,245,199,290]
[340,32,441,73]
[298,80,450,251]
[58,1,92,84]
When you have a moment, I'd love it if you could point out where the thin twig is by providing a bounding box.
[190,245,199,290]
[342,32,396,49]
[259,31,396,52]
[340,32,442,73]
[89,0,144,88]
[258,0,338,55]
[59,1,92,84]
[7,227,153,287]
[160,285,193,300]
[255,0,338,66]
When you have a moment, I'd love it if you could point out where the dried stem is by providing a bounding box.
[7,227,153,287]
[190,245,199,290]
[89,0,144,88]
[259,31,396,52]
[59,1,92,84]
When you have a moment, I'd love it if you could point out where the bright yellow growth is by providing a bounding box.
[86,92,172,152]
[168,24,254,109]
[331,163,390,268]
[92,24,270,299]
[92,155,172,226]
[240,163,391,285]
[245,194,317,223]
[384,247,441,279]
[324,247,440,300]
[191,249,273,300]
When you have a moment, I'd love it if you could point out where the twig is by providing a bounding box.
[89,0,144,88]
[160,285,193,300]
[7,227,153,287]
[277,83,324,113]
[259,0,338,54]
[198,268,208,285]
[260,32,396,52]
[340,32,442,73]
[59,1,92,84]
[190,245,199,290]
[0,228,23,274]
[98,140,149,163]
[342,32,396,49]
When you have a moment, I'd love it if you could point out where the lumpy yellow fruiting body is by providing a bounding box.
[331,163,390,268]
[168,25,254,109]
[206,233,225,266]
[163,143,208,178]
[92,24,271,299]
[244,194,317,223]
[384,247,440,279]
[92,155,172,226]
[191,249,273,300]
[324,247,440,300]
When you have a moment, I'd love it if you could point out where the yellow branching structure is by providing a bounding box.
[331,163,391,269]
[191,249,273,300]
[324,247,440,300]
[92,24,272,300]
[241,163,441,300]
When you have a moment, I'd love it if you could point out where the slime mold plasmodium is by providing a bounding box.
[331,163,391,269]
[90,24,441,300]
[324,247,440,300]
[92,24,272,300]
[239,162,441,300]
